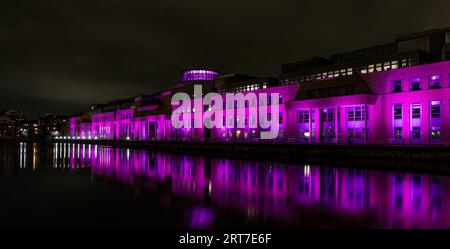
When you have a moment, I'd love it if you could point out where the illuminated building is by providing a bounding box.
[68,28,450,145]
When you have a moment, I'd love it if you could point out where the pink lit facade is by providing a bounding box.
[69,61,450,145]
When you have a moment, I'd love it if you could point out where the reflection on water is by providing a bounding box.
[1,142,450,229]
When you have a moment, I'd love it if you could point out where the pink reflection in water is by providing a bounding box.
[56,143,450,229]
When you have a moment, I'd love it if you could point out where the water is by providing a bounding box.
[0,142,449,229]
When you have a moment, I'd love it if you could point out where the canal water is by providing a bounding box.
[0,142,449,229]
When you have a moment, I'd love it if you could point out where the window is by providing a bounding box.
[391,60,399,69]
[394,127,402,139]
[412,127,421,139]
[347,108,354,121]
[321,109,334,122]
[394,104,402,119]
[431,127,441,139]
[347,106,366,121]
[392,80,402,92]
[279,95,283,104]
[431,101,441,118]
[401,58,409,67]
[355,108,362,121]
[411,103,421,119]
[410,78,421,91]
[376,63,382,72]
[429,75,441,89]
[298,111,309,123]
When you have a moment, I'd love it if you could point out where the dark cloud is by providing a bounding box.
[1,0,449,118]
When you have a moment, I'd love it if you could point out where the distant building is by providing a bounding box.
[17,120,39,140]
[0,109,24,139]
[38,114,70,140]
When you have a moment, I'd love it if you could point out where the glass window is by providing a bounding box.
[355,108,362,121]
[431,101,441,118]
[410,78,421,91]
[328,110,334,122]
[431,127,442,139]
[376,63,382,72]
[411,103,421,119]
[401,59,408,67]
[394,104,402,119]
[298,111,309,123]
[394,127,402,139]
[347,108,354,121]
[412,127,421,139]
[429,75,441,89]
[391,60,399,69]
[392,80,402,92]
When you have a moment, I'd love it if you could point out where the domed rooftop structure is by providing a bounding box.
[181,69,220,82]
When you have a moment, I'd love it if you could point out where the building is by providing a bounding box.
[0,109,24,139]
[38,114,70,140]
[17,120,39,140]
[67,28,450,145]
[279,27,450,85]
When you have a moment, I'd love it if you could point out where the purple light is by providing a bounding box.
[182,69,219,81]
[431,75,440,81]
[186,207,216,229]
[57,144,450,228]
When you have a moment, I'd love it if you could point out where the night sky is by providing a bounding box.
[1,0,450,119]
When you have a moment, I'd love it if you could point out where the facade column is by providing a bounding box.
[334,106,339,144]
[442,100,450,145]
[403,102,411,145]
[314,108,321,143]
[368,104,376,144]
[308,109,312,143]
[422,101,430,145]
[340,106,347,144]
